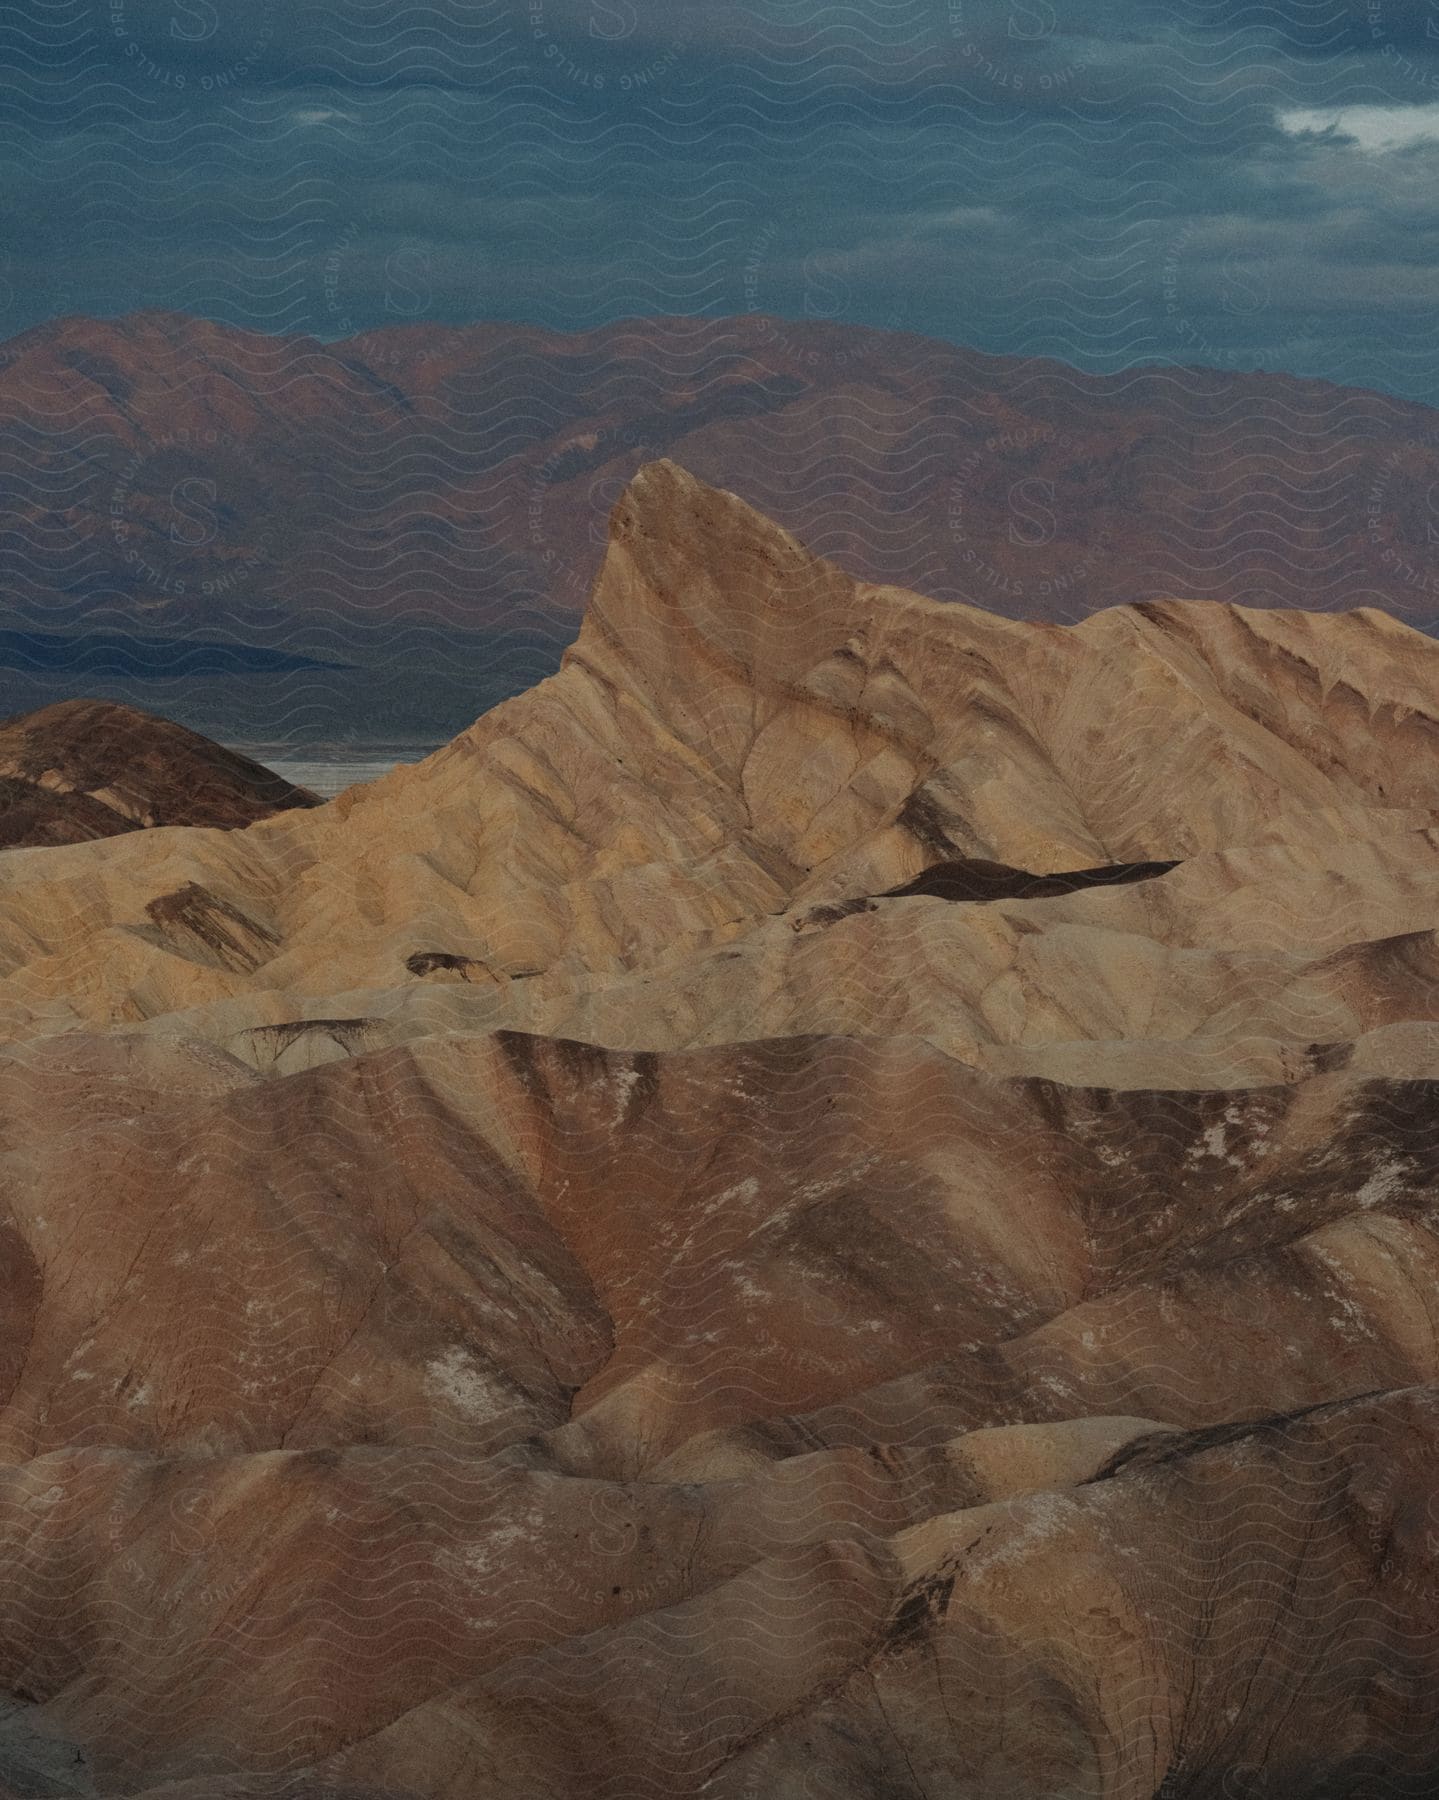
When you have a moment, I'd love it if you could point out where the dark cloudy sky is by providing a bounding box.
[5,0,1439,402]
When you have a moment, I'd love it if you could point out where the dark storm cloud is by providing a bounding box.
[2,0,1438,401]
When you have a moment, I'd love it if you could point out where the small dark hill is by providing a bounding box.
[0,699,319,846]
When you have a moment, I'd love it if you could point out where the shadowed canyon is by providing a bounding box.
[2,462,1439,1796]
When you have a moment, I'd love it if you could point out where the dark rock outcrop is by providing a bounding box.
[0,699,318,845]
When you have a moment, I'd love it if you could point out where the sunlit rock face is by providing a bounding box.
[3,464,1439,1798]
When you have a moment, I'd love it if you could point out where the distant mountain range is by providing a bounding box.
[2,308,1438,740]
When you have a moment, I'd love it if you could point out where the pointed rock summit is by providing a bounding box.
[571,459,1439,886]
[1,464,1438,1036]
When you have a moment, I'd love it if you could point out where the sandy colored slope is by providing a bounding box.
[89,820,1438,1092]
[4,467,1439,1795]
[13,1391,1439,1799]
[2,1025,1439,1792]
[1,462,1439,1076]
[311,1389,1439,1800]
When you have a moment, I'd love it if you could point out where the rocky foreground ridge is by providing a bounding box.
[2,464,1439,1795]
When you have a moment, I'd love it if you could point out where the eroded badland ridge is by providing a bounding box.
[2,463,1439,1796]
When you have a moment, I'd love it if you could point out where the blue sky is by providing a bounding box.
[4,0,1439,401]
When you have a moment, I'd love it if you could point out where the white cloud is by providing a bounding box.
[1277,104,1439,154]
[289,107,354,127]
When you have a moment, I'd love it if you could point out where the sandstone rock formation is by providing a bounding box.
[1,464,1438,1797]
[0,699,318,845]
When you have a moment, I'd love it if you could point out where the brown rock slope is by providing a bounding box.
[2,466,1439,1796]
[0,699,319,845]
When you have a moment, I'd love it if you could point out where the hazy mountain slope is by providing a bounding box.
[2,310,1438,739]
